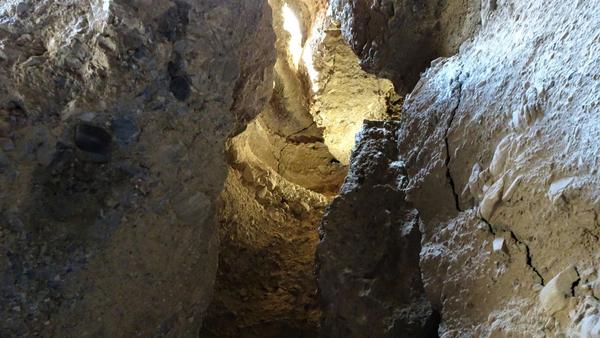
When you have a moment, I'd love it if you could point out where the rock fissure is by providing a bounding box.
[481,216,545,286]
[200,1,400,336]
[508,229,546,286]
[444,78,464,213]
[480,217,497,235]
[286,121,317,140]
[570,267,581,297]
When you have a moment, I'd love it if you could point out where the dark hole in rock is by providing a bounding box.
[424,309,442,338]
[74,123,112,154]
[132,47,150,60]
[16,2,29,18]
[167,61,179,77]
[167,53,184,77]
[170,76,191,101]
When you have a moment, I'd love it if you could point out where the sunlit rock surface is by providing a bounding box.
[200,1,341,336]
[319,0,600,337]
[308,20,400,165]
[200,1,404,336]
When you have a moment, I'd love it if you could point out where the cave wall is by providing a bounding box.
[199,1,340,336]
[328,0,481,94]
[1,0,598,337]
[232,0,346,193]
[200,155,331,338]
[201,0,405,335]
[319,0,600,337]
[0,0,275,336]
[308,20,400,165]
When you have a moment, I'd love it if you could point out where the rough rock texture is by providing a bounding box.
[234,0,346,193]
[3,0,598,337]
[0,0,275,336]
[308,21,400,165]
[329,0,480,93]
[319,0,600,337]
[201,1,403,336]
[200,146,331,338]
[399,1,600,335]
[318,120,439,338]
[200,1,342,336]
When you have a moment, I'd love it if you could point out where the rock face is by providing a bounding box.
[200,156,331,338]
[317,121,439,338]
[200,1,403,335]
[200,1,344,336]
[319,0,600,337]
[328,0,481,93]
[232,0,346,194]
[0,0,275,336]
[308,21,399,165]
[2,0,599,337]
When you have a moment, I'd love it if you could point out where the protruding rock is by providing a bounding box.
[478,176,504,220]
[580,314,600,338]
[318,121,438,338]
[539,266,579,315]
[492,237,508,254]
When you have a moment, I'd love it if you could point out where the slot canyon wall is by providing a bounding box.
[0,0,275,336]
[318,0,600,337]
[0,0,598,337]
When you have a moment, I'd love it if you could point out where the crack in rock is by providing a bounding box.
[444,77,463,212]
[508,229,546,286]
[480,218,545,285]
[570,266,581,297]
[286,121,317,141]
[481,218,497,236]
[276,122,318,173]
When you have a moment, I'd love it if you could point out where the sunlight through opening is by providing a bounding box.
[302,22,321,92]
[282,3,303,69]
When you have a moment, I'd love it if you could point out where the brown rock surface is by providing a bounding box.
[0,0,275,336]
[2,0,599,337]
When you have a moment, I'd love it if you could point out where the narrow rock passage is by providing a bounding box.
[200,164,330,338]
[199,1,398,336]
[3,1,595,337]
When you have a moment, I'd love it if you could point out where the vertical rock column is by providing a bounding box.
[317,121,439,338]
